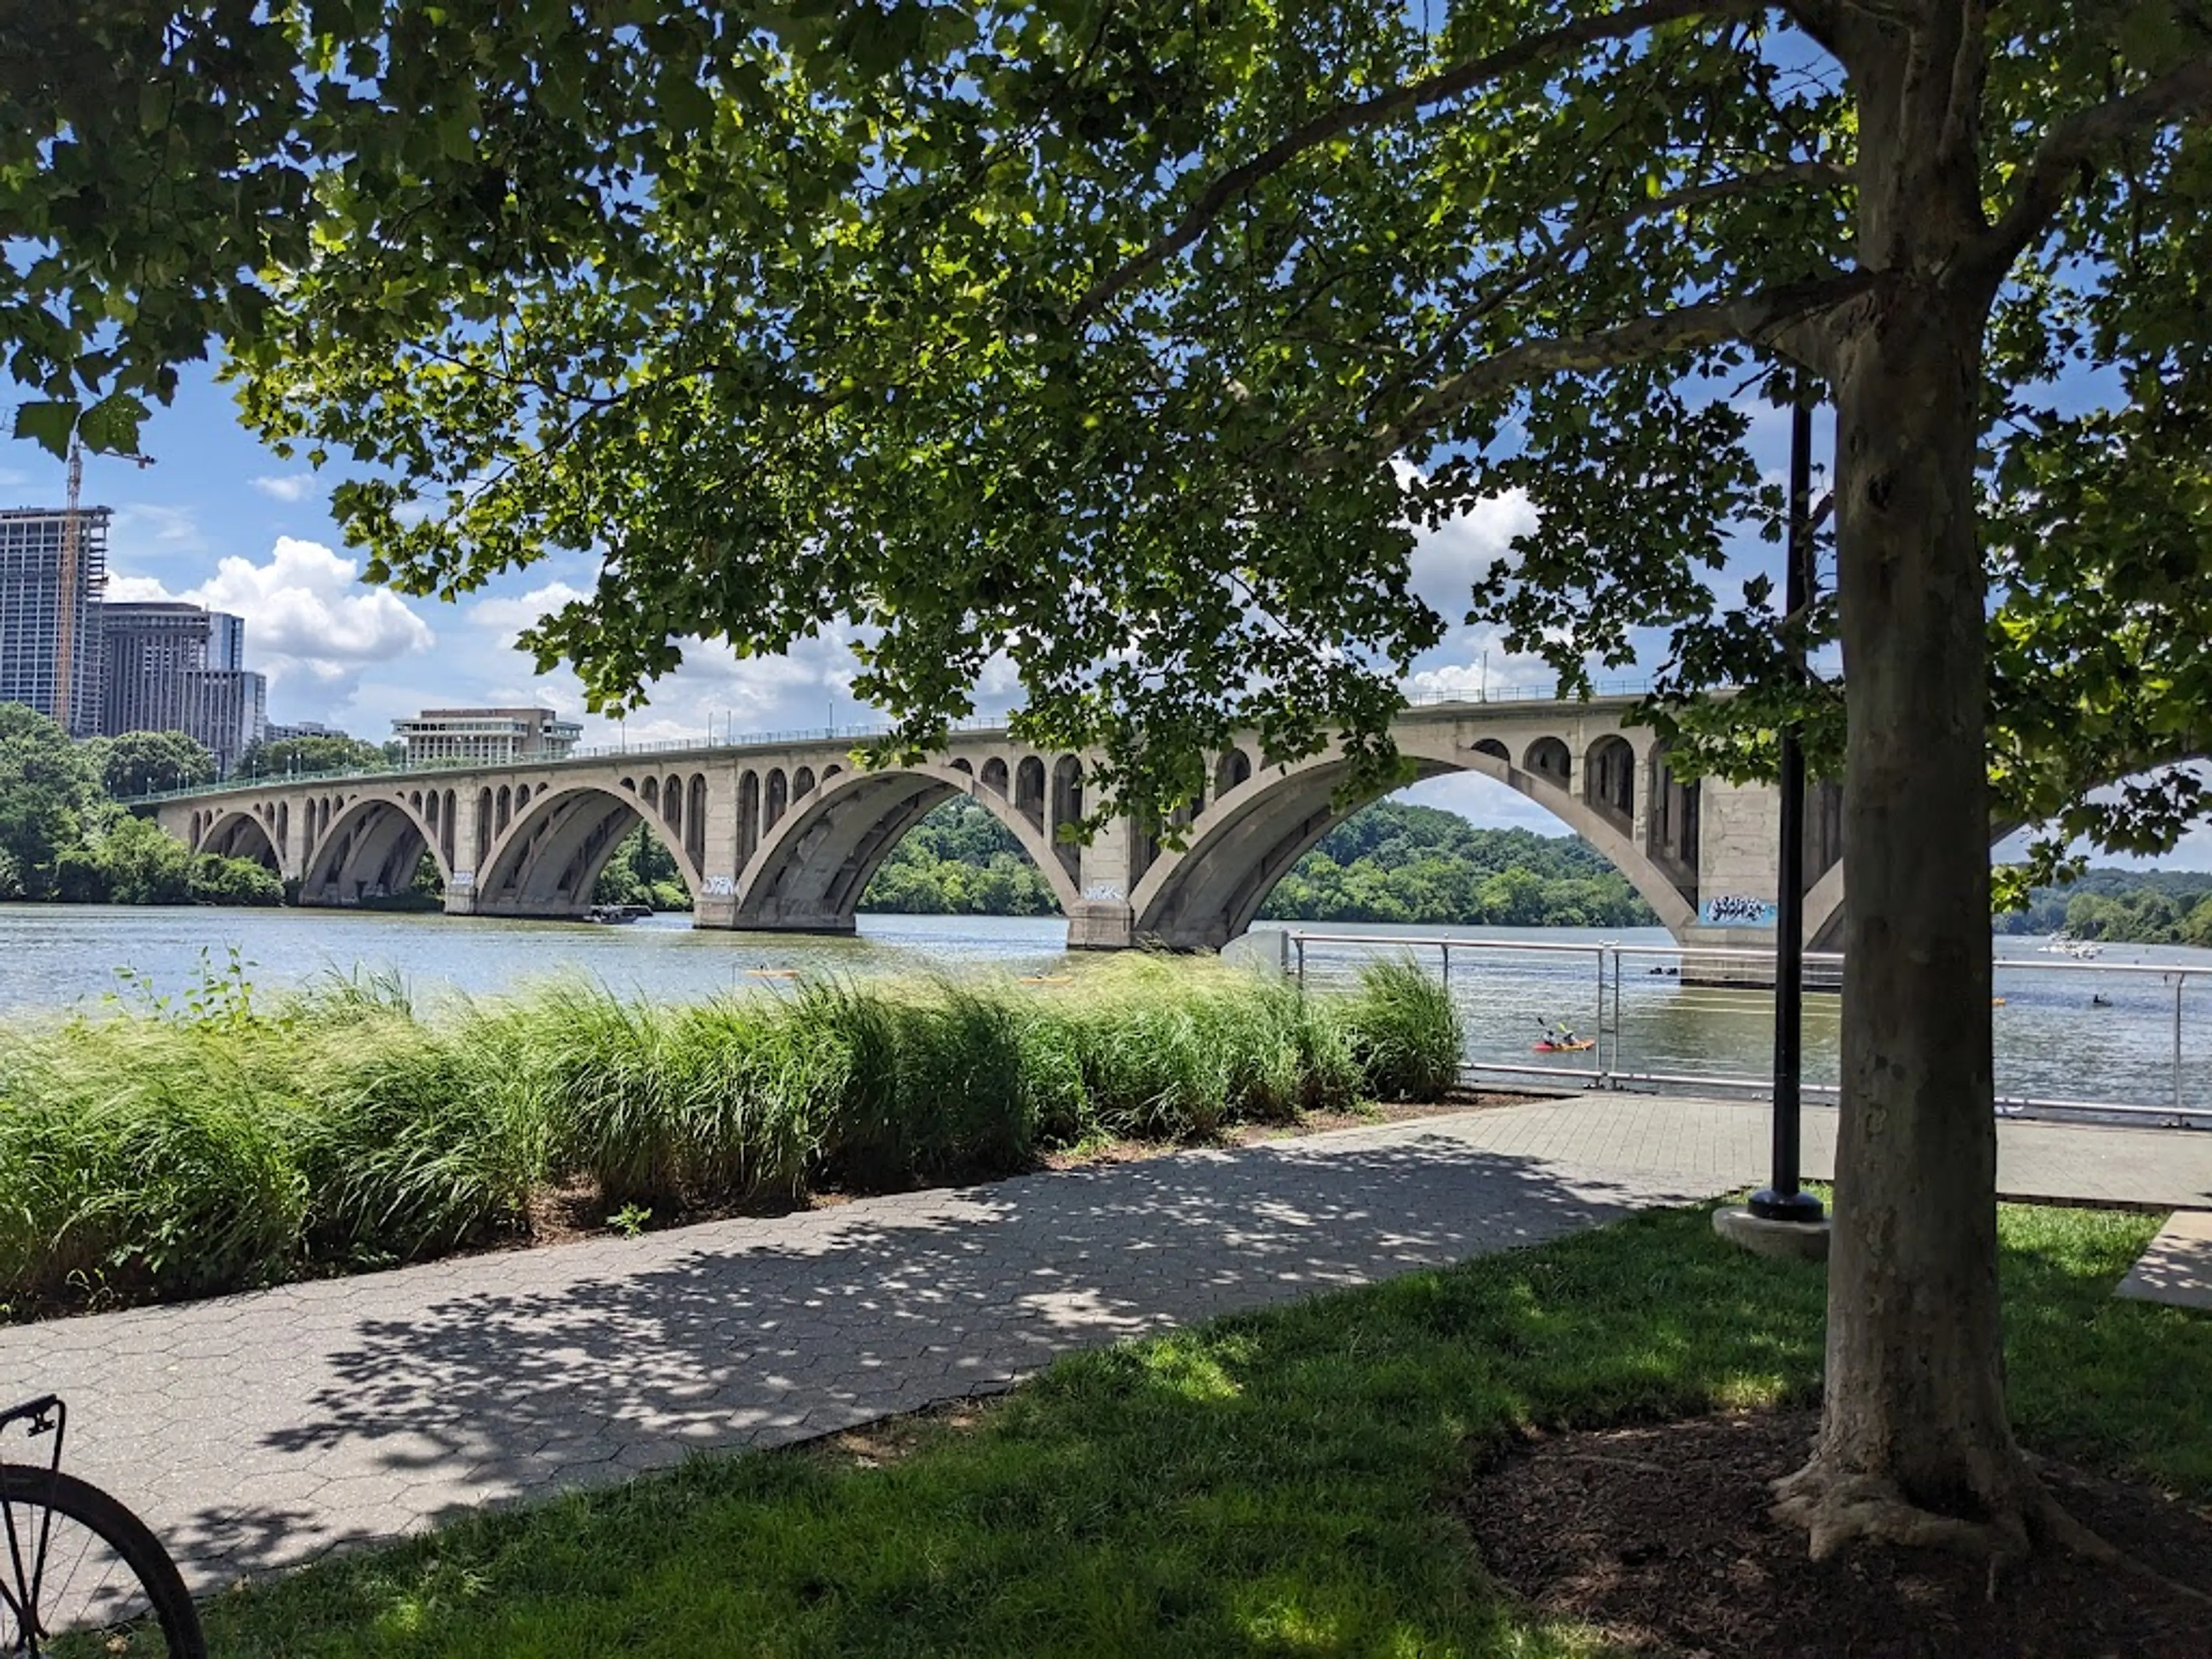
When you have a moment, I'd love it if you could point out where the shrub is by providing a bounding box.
[190,854,285,906]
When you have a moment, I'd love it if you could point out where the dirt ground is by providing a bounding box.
[1462,1407,2212,1658]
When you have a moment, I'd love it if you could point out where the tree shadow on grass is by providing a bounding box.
[151,1133,1724,1584]
[198,1191,1846,1658]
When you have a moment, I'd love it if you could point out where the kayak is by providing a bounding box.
[1533,1037,1596,1054]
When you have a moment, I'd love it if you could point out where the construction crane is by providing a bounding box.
[54,431,154,735]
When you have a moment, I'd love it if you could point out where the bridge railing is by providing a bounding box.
[1281,929,2209,1130]
[115,716,1010,806]
[116,684,1667,806]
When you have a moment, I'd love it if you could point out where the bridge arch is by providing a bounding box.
[301,791,450,907]
[476,782,699,919]
[198,808,283,873]
[1128,738,1699,950]
[731,762,1084,931]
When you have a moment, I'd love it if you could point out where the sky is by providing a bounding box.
[5,359,2205,870]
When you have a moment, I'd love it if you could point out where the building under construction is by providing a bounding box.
[0,503,109,737]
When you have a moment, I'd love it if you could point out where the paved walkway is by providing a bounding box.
[3,1093,2207,1594]
[2119,1209,2212,1310]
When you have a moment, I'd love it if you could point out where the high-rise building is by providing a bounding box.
[0,505,109,736]
[194,667,267,776]
[207,610,244,672]
[100,601,211,737]
[392,706,583,766]
[98,600,265,774]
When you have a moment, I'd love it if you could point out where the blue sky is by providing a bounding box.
[6,360,2205,870]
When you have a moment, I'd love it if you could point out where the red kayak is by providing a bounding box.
[1532,1037,1596,1054]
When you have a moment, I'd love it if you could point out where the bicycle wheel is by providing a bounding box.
[0,1463,206,1657]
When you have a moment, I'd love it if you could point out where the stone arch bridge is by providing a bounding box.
[154,695,1843,952]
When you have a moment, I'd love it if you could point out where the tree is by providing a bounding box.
[96,814,194,905]
[0,702,99,896]
[233,734,389,782]
[12,1,2212,1562]
[99,730,217,798]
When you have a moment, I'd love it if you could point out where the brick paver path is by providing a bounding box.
[3,1093,2206,1593]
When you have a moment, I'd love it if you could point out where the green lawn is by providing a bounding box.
[202,1202,2211,1658]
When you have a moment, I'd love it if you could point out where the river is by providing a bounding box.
[1,905,2206,1122]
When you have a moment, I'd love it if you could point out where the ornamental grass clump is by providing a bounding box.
[0,1015,308,1303]
[291,1002,544,1266]
[798,977,1034,1190]
[1028,956,1358,1141]
[0,953,1467,1316]
[1330,960,1464,1101]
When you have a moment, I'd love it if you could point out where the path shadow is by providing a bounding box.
[156,1134,1714,1582]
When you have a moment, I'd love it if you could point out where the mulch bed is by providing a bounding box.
[1461,1408,2212,1658]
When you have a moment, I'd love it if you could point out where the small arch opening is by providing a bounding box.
[1524,737,1571,786]
[1585,734,1635,825]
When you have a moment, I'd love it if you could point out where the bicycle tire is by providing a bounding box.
[0,1462,206,1658]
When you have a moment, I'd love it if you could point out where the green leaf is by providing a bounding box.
[11,401,78,459]
[76,392,147,457]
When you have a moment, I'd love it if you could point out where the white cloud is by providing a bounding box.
[104,573,177,603]
[249,475,316,503]
[114,537,434,709]
[1404,488,1537,623]
[468,582,592,647]
[1403,624,1556,706]
[111,503,206,555]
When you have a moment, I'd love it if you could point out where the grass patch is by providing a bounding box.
[195,1201,2211,1657]
[0,957,1458,1311]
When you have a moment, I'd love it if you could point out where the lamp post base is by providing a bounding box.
[1715,1206,1832,1262]
[1748,1185,1826,1224]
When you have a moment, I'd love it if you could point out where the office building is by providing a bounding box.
[265,719,339,744]
[392,706,583,766]
[99,600,266,774]
[194,667,268,776]
[0,505,109,736]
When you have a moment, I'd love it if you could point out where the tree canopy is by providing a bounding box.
[5,2,2205,847]
[11,0,2212,1563]
[95,729,217,798]
[0,702,100,892]
[233,733,389,781]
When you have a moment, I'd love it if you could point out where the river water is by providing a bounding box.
[1,905,2206,1122]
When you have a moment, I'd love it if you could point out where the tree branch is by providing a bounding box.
[1977,55,2212,273]
[1368,158,1849,415]
[1069,0,1762,325]
[1312,268,1870,467]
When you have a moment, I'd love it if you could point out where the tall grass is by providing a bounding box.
[0,956,1462,1311]
[1327,960,1465,1101]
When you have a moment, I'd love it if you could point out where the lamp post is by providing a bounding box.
[1749,386,1825,1227]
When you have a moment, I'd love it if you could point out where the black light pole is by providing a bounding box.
[1751,386,1824,1225]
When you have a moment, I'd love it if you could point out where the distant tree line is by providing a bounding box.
[859,801,1063,916]
[1995,869,2212,948]
[1259,802,1661,929]
[0,703,281,905]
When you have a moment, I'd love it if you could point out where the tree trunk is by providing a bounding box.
[1772,10,2052,1561]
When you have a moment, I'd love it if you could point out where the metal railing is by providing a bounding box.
[1285,930,2209,1129]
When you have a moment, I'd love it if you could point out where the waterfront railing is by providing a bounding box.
[1281,930,2207,1130]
